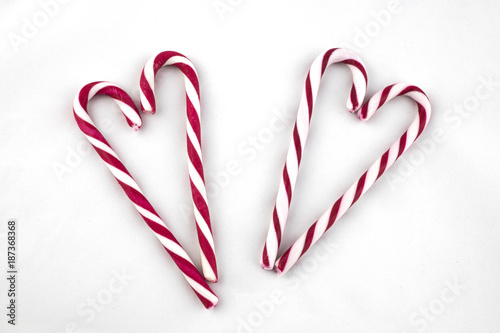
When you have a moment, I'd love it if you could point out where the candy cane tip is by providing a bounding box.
[358,112,369,122]
[132,124,140,131]
[261,262,274,270]
[140,101,155,115]
[142,109,155,115]
[260,252,275,270]
[207,298,219,310]
[274,265,286,276]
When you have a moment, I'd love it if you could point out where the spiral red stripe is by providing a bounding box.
[73,81,218,309]
[140,51,217,283]
[274,83,432,275]
[260,48,368,270]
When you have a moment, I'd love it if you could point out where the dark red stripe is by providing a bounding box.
[399,85,425,96]
[349,85,360,110]
[118,182,157,216]
[377,151,390,180]
[97,85,137,112]
[175,63,200,96]
[305,74,314,120]
[261,245,270,268]
[75,114,109,145]
[359,104,369,119]
[398,85,428,136]
[93,147,129,176]
[139,70,156,112]
[351,172,367,206]
[78,82,99,109]
[300,224,317,256]
[397,132,408,158]
[282,166,293,206]
[190,181,211,228]
[153,51,179,74]
[186,98,202,144]
[416,103,427,137]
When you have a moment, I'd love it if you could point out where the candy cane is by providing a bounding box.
[261,48,368,270]
[73,81,218,309]
[274,83,432,275]
[140,51,218,283]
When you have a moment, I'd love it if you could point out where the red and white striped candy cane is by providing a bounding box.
[274,83,432,275]
[73,81,218,309]
[261,48,368,270]
[139,51,218,283]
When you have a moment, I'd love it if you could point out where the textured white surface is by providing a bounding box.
[0,0,499,332]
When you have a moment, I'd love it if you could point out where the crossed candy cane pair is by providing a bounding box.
[73,51,218,309]
[261,48,431,275]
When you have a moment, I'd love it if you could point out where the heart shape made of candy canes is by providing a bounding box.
[140,52,217,284]
[73,51,218,309]
[260,48,431,275]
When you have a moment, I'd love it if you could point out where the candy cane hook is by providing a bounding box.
[261,48,368,270]
[73,81,218,308]
[274,83,432,275]
[139,51,218,283]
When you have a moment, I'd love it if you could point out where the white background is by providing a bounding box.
[1,0,499,332]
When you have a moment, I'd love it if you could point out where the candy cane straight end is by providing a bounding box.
[207,298,218,310]
[198,294,218,310]
[261,263,273,270]
[274,254,290,276]
[205,267,219,283]
[142,108,155,115]
[261,261,274,271]
[201,249,219,283]
[140,98,155,115]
